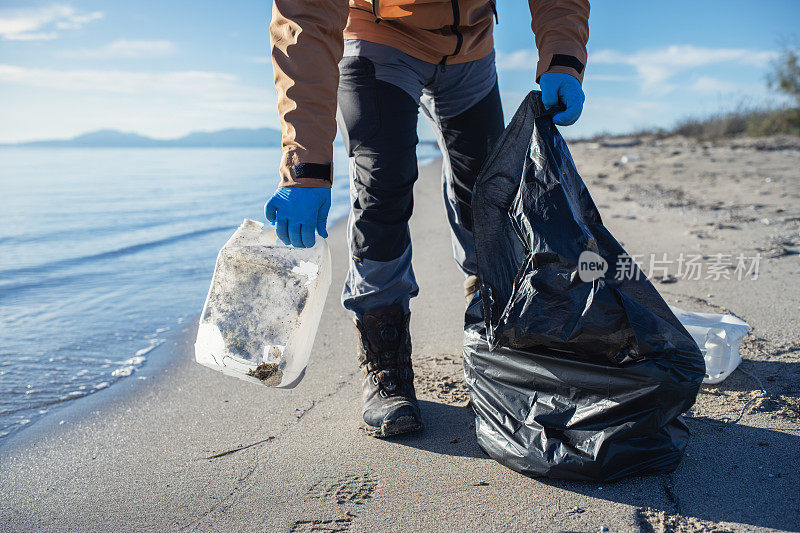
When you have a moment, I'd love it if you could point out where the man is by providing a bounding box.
[265,0,589,437]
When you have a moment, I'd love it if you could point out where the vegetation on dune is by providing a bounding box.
[768,40,800,107]
[585,41,800,141]
[671,41,800,140]
[670,108,799,140]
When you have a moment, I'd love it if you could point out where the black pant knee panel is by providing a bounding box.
[338,56,421,262]
[437,82,505,232]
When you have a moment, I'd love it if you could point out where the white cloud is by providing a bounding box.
[60,39,176,59]
[567,96,664,139]
[689,76,752,94]
[0,4,102,41]
[0,64,271,103]
[590,45,776,93]
[498,45,778,95]
[496,49,539,71]
[54,10,103,30]
[5,31,59,41]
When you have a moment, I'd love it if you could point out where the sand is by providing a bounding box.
[1,135,799,532]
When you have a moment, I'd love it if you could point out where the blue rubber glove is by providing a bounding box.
[264,186,331,247]
[539,72,585,126]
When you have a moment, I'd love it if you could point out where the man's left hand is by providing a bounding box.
[540,72,585,126]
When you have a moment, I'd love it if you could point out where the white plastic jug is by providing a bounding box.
[194,219,331,388]
[670,306,750,384]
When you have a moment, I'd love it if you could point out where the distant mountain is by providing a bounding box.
[5,128,283,148]
[168,128,283,147]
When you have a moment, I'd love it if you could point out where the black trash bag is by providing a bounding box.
[464,91,705,482]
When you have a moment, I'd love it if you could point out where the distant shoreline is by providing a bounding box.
[0,127,283,149]
[0,128,442,149]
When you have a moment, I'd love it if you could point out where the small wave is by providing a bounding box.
[102,336,162,378]
[0,332,164,418]
[134,339,163,357]
[111,353,149,377]
[0,225,232,280]
[0,218,165,248]
[0,271,105,301]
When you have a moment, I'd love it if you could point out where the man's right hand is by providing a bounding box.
[265,186,331,248]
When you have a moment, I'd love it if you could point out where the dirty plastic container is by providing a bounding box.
[195,219,331,388]
[670,306,750,384]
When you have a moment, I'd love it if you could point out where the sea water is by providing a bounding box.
[0,144,442,441]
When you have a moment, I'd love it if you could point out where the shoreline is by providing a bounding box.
[0,319,194,453]
[0,201,358,454]
[0,166,363,449]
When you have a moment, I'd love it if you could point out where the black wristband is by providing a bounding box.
[293,162,332,182]
[548,54,584,74]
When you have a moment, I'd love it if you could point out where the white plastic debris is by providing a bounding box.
[620,154,640,164]
[670,306,750,384]
[194,219,331,388]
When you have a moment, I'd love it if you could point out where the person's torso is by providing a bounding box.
[345,0,498,64]
[349,0,496,30]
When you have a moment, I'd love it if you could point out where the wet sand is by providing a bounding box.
[1,136,799,532]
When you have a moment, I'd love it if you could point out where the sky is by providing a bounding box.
[0,0,798,143]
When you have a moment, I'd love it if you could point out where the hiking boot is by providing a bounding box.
[464,275,480,305]
[355,305,422,438]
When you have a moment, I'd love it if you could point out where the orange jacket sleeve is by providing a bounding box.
[271,0,349,188]
[530,0,590,84]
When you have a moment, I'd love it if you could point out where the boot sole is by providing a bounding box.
[364,415,424,438]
